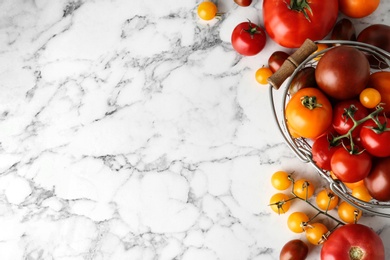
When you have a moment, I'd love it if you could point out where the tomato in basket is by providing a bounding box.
[366,71,390,115]
[364,157,390,201]
[285,88,332,139]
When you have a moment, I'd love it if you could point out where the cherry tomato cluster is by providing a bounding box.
[268,170,378,258]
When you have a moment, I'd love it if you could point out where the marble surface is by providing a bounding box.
[0,0,389,259]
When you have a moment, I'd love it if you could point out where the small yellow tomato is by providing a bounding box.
[255,67,273,85]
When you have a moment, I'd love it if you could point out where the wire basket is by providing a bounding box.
[269,39,390,218]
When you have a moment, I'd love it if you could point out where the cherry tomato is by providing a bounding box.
[231,21,266,56]
[234,0,252,7]
[359,88,381,109]
[288,67,318,96]
[305,222,328,245]
[312,43,328,61]
[331,147,372,183]
[263,0,338,48]
[352,185,372,202]
[255,67,273,85]
[338,201,362,224]
[269,193,291,214]
[360,116,390,158]
[312,134,340,171]
[321,224,385,260]
[343,179,364,190]
[293,179,314,200]
[331,18,356,41]
[366,71,390,115]
[332,99,368,138]
[271,170,292,190]
[357,24,390,69]
[285,88,332,139]
[268,51,289,73]
[315,46,370,100]
[364,157,390,201]
[280,239,309,260]
[316,189,339,211]
[197,1,218,21]
[287,212,309,233]
[339,0,380,18]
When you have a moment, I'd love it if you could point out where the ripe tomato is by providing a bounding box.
[321,224,385,260]
[316,189,339,211]
[338,201,362,224]
[315,46,370,100]
[352,185,371,202]
[288,67,318,96]
[268,51,289,73]
[339,0,379,18]
[234,0,252,7]
[312,134,340,171]
[280,239,308,260]
[332,99,368,138]
[285,88,332,139]
[197,1,218,21]
[366,71,390,115]
[271,170,292,190]
[305,222,328,245]
[330,147,372,183]
[255,67,273,85]
[359,88,381,109]
[293,179,314,200]
[263,0,338,48]
[331,18,356,41]
[269,193,291,214]
[287,212,309,233]
[364,157,390,201]
[360,116,390,157]
[231,21,266,56]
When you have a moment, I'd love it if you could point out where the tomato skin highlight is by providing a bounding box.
[286,88,332,139]
[263,0,338,48]
[231,21,266,56]
[321,224,385,260]
[360,116,390,157]
[330,147,372,183]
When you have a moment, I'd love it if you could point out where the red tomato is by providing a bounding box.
[364,157,390,201]
[321,224,385,260]
[330,147,372,183]
[234,0,252,7]
[231,21,266,56]
[268,51,289,73]
[332,99,368,138]
[263,0,338,48]
[312,134,340,171]
[360,116,390,157]
[331,18,356,41]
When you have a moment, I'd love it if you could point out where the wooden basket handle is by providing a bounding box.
[268,39,318,90]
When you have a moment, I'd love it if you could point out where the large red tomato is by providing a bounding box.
[321,224,385,260]
[263,0,338,48]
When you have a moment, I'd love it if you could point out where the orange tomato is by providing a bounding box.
[367,71,390,115]
[285,88,332,139]
[339,0,380,18]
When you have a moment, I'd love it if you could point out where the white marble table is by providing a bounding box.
[0,0,389,259]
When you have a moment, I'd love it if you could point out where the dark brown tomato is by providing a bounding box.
[315,46,370,100]
[280,239,309,260]
[357,24,390,69]
[364,157,390,201]
[268,51,289,73]
[331,18,356,41]
[234,0,252,6]
[289,67,318,96]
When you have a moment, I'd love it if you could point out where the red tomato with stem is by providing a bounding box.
[312,134,340,171]
[332,99,368,138]
[360,116,390,157]
[263,0,338,48]
[321,224,385,260]
[330,147,372,183]
[231,21,266,56]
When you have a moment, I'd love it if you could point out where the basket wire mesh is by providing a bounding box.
[269,40,390,218]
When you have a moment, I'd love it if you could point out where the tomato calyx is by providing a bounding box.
[350,246,365,260]
[243,20,264,39]
[286,0,313,22]
[364,115,390,134]
[300,95,322,110]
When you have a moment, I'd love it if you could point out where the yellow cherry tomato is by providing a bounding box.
[255,67,273,85]
[315,189,339,211]
[287,212,309,233]
[197,1,218,21]
[352,185,372,202]
[359,88,381,109]
[305,222,329,245]
[269,193,291,214]
[271,170,292,190]
[293,179,315,200]
[313,43,329,61]
[338,201,362,224]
